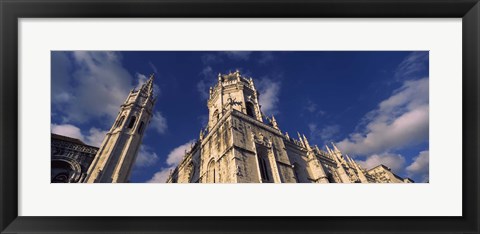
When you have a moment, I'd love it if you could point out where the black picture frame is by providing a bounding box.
[1,0,479,233]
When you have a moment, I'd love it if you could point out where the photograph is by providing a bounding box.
[2,0,477,232]
[50,51,429,183]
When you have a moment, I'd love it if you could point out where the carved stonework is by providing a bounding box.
[166,72,413,183]
[51,134,98,183]
[252,132,272,148]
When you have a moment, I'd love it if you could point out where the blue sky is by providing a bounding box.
[51,51,429,183]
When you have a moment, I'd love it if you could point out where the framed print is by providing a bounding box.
[1,0,479,233]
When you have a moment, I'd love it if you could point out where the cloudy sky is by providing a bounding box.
[51,51,429,183]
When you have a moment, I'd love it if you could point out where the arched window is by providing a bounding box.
[52,173,69,183]
[258,157,270,181]
[324,166,336,183]
[212,109,220,123]
[137,121,144,134]
[246,102,256,118]
[127,116,136,129]
[293,163,302,183]
[206,160,216,183]
[256,144,273,183]
[115,116,125,128]
[186,163,194,183]
[51,159,80,183]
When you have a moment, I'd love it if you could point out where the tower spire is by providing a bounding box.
[346,155,355,167]
[297,132,305,147]
[140,73,155,99]
[326,145,351,183]
[271,115,279,130]
[314,145,321,153]
[348,155,369,183]
[199,128,204,141]
[302,134,312,151]
[331,142,347,164]
[84,71,156,183]
[325,145,333,154]
[332,142,341,152]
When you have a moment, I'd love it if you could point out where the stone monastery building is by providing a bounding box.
[51,71,413,183]
[165,71,413,183]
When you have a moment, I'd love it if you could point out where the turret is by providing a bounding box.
[326,144,351,183]
[207,71,263,129]
[297,132,305,147]
[347,155,369,183]
[331,142,347,165]
[302,134,312,151]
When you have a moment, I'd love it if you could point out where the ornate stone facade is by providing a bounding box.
[84,74,156,183]
[167,71,413,183]
[367,165,414,183]
[52,71,412,183]
[51,134,98,183]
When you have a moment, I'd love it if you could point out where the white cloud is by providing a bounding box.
[149,62,158,74]
[309,123,340,142]
[198,115,209,127]
[52,51,134,124]
[53,122,159,168]
[150,111,168,135]
[147,140,195,183]
[52,52,168,136]
[51,123,85,141]
[84,128,108,147]
[135,73,149,89]
[303,100,326,118]
[308,124,316,133]
[134,146,159,167]
[305,100,318,113]
[165,140,196,166]
[197,66,216,99]
[147,166,175,183]
[201,53,222,64]
[222,51,252,60]
[406,150,429,182]
[357,153,406,173]
[196,80,208,99]
[337,78,429,156]
[201,51,252,65]
[395,51,429,80]
[201,66,214,77]
[258,52,274,64]
[51,52,73,104]
[51,123,107,147]
[257,77,281,116]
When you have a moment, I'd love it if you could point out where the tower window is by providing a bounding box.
[293,163,302,183]
[127,116,137,129]
[212,109,220,123]
[186,163,194,183]
[246,102,256,118]
[207,160,216,183]
[256,144,273,183]
[115,116,125,128]
[137,121,144,134]
[258,157,269,181]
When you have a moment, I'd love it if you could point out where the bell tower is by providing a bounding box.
[207,70,263,130]
[84,74,156,183]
